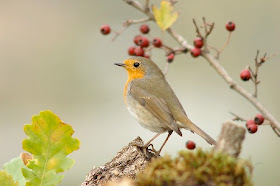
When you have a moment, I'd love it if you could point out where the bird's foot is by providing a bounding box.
[130,142,159,159]
[148,144,160,157]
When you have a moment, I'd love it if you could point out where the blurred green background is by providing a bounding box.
[0,0,279,185]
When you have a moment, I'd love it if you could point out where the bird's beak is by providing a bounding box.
[114,63,126,67]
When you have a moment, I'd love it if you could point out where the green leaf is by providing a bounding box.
[0,170,19,186]
[152,1,178,30]
[3,157,26,186]
[22,110,80,186]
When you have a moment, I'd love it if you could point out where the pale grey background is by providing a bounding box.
[0,1,279,185]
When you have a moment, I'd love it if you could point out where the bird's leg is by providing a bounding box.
[143,130,166,147]
[157,130,173,155]
[131,130,166,158]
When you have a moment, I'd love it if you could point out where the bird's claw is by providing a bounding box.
[130,142,159,159]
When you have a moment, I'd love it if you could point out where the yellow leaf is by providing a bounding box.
[152,1,178,31]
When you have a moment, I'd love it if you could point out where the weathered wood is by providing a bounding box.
[81,137,155,186]
[214,121,246,157]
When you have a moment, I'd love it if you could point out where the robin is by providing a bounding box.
[115,57,216,154]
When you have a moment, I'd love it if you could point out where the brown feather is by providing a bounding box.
[129,85,182,136]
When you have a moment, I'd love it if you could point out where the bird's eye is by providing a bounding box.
[133,62,140,68]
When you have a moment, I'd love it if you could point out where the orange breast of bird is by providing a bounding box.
[123,60,145,105]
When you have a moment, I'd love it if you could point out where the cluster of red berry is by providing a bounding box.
[101,24,168,60]
[129,24,174,62]
[100,21,236,64]
[246,114,264,134]
[191,38,203,57]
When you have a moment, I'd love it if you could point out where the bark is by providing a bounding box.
[81,137,155,186]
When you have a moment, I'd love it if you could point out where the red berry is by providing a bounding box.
[240,69,251,81]
[134,47,145,56]
[100,25,111,35]
[246,119,255,128]
[138,37,150,48]
[144,54,150,59]
[128,46,136,56]
[226,21,236,32]
[193,38,204,48]
[152,38,162,47]
[186,140,196,150]
[134,35,142,45]
[140,24,150,34]
[254,114,264,125]
[247,124,258,134]
[167,53,175,63]
[191,48,201,57]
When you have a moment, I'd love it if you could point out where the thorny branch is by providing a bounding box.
[123,0,280,137]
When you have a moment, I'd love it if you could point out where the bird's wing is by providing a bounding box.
[129,83,182,136]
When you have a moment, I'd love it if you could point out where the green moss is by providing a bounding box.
[136,149,253,186]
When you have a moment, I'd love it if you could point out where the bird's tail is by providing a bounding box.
[180,117,216,145]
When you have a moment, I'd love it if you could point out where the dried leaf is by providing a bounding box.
[20,152,32,166]
[152,1,178,30]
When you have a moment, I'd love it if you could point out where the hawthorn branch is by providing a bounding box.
[230,112,271,126]
[202,52,280,136]
[123,0,280,137]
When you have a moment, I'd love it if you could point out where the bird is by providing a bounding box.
[115,57,216,154]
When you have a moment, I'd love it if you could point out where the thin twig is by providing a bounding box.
[202,17,208,36]
[193,18,214,53]
[112,17,151,41]
[123,0,154,19]
[161,44,174,53]
[230,112,247,122]
[248,50,278,97]
[217,32,232,58]
[193,19,203,38]
[144,0,150,12]
[194,18,229,59]
[207,45,220,55]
